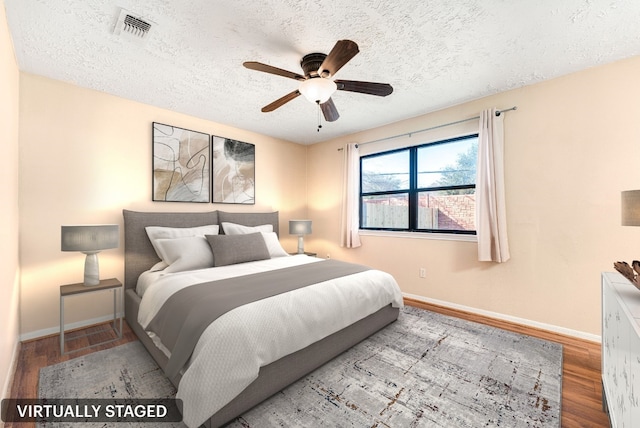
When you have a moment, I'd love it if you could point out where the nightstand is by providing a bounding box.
[59,278,123,355]
[289,252,317,257]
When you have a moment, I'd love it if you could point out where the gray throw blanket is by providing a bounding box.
[147,259,370,379]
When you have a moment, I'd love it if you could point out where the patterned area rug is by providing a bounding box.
[231,306,562,427]
[39,306,562,427]
[38,340,180,428]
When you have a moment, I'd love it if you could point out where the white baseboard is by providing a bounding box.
[403,293,601,344]
[19,312,124,342]
[2,339,20,401]
[19,296,601,344]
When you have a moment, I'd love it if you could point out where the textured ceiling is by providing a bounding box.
[4,0,640,144]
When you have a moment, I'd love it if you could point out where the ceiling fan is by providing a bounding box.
[243,40,393,123]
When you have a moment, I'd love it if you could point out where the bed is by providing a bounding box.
[122,209,403,428]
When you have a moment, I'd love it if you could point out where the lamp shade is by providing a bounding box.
[298,78,337,104]
[289,220,312,235]
[622,190,640,226]
[61,225,120,252]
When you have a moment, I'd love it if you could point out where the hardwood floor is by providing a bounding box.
[405,298,610,427]
[5,321,138,428]
[5,301,610,427]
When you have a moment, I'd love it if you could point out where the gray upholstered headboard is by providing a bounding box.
[122,209,279,290]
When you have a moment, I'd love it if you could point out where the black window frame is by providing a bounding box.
[359,134,479,235]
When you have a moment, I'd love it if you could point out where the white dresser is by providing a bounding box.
[602,272,640,427]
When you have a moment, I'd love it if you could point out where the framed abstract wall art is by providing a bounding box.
[212,136,255,204]
[152,122,210,203]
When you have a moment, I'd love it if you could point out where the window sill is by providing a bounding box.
[358,229,477,242]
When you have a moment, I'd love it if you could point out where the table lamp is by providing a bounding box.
[289,220,312,254]
[61,224,119,286]
[622,190,640,226]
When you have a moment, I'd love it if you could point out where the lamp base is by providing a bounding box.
[297,236,305,254]
[83,252,100,286]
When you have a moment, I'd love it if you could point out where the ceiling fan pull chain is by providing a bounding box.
[317,101,322,132]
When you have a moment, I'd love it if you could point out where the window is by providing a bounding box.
[360,134,478,234]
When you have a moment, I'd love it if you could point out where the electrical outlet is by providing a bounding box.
[419,268,426,278]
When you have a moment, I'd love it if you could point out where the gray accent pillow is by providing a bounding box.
[206,232,270,267]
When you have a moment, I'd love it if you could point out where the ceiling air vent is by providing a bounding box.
[113,9,154,42]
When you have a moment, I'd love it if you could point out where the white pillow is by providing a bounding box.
[145,224,219,262]
[261,232,289,258]
[221,222,273,235]
[155,236,214,273]
[149,261,168,272]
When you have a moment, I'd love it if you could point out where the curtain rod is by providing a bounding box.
[342,106,517,149]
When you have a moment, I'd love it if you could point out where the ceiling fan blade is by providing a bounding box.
[335,80,393,96]
[320,98,340,122]
[243,61,306,81]
[318,40,359,78]
[261,90,301,112]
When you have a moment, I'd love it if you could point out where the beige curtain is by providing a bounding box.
[476,108,510,262]
[340,143,362,248]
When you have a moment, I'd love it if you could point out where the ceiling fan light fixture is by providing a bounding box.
[244,39,391,121]
[299,78,337,104]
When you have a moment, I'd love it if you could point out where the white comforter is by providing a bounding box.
[137,255,404,428]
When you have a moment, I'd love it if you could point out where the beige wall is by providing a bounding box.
[0,0,21,398]
[18,74,307,336]
[12,33,640,343]
[307,56,640,338]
